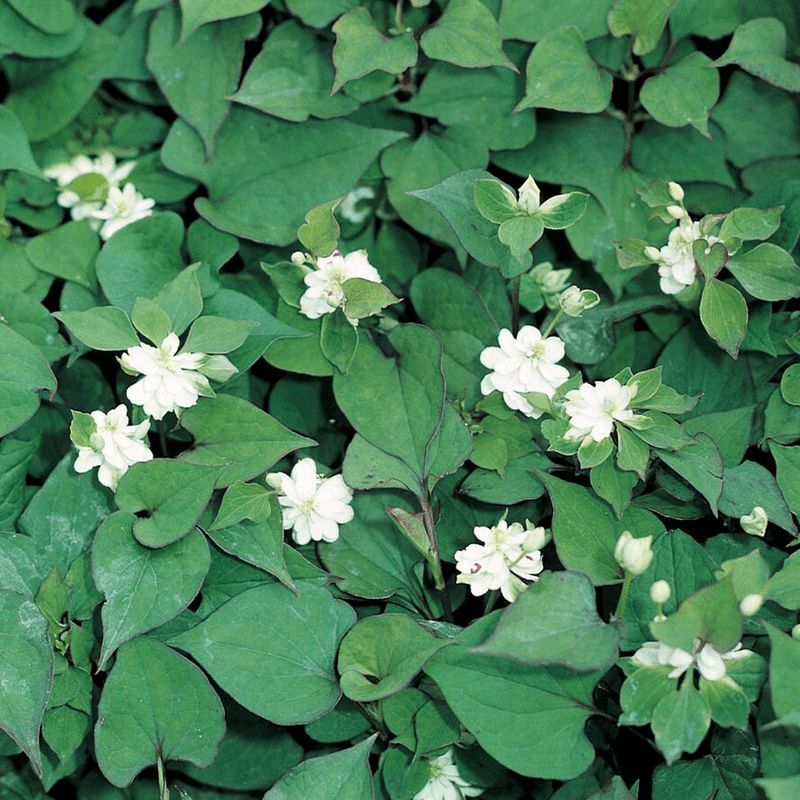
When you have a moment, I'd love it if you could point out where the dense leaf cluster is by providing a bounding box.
[0,1,799,799]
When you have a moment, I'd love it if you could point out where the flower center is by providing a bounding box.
[527,341,546,361]
[297,496,315,515]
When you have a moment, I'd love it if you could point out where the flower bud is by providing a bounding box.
[615,531,654,575]
[740,506,768,536]
[559,286,601,317]
[792,624,800,640]
[739,593,763,616]
[668,181,685,202]
[650,580,671,605]
[644,245,661,262]
[667,204,686,220]
[524,520,549,551]
[290,251,307,266]
[517,175,541,214]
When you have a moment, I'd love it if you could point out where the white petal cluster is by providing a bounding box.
[632,638,751,682]
[299,249,383,321]
[614,531,653,575]
[73,405,153,489]
[740,505,768,536]
[120,332,217,420]
[455,520,547,603]
[564,378,634,444]
[413,749,482,800]
[44,150,154,239]
[479,326,569,418]
[266,458,354,545]
[645,217,720,295]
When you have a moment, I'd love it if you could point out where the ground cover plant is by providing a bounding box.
[1,0,800,798]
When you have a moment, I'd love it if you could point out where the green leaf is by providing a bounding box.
[0,104,41,176]
[24,220,99,289]
[297,197,341,257]
[619,667,676,726]
[161,108,404,244]
[4,22,117,142]
[477,571,621,671]
[54,306,139,351]
[516,26,611,113]
[770,442,800,519]
[536,191,589,229]
[169,583,355,724]
[710,72,800,168]
[699,279,748,358]
[652,576,741,654]
[640,52,719,137]
[130,297,172,346]
[320,311,358,373]
[19,453,114,573]
[727,243,800,301]
[425,614,602,779]
[115,460,220,548]
[699,675,749,729]
[473,178,518,224]
[147,6,260,157]
[759,775,800,800]
[204,496,293,589]
[331,6,417,92]
[0,434,39,531]
[719,206,782,243]
[651,679,711,764]
[338,615,450,702]
[263,735,376,800]
[182,316,255,355]
[420,0,514,71]
[657,432,724,513]
[0,2,83,58]
[342,278,399,320]
[179,0,270,41]
[179,394,315,487]
[233,21,358,122]
[151,263,203,336]
[591,456,638,516]
[411,169,529,274]
[93,512,210,670]
[608,0,677,55]
[538,471,620,584]
[95,636,225,787]
[766,623,800,723]
[498,0,613,42]
[712,17,800,93]
[0,323,56,438]
[333,325,472,493]
[0,590,53,776]
[498,214,545,264]
[209,481,271,529]
[95,212,185,314]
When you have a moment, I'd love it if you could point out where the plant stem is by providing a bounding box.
[511,275,521,336]
[157,753,169,800]
[542,308,565,338]
[420,489,454,623]
[615,570,633,620]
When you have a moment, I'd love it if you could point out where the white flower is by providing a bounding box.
[650,580,671,605]
[564,378,634,444]
[632,638,751,682]
[45,151,137,223]
[119,332,213,420]
[266,458,354,545]
[740,506,768,537]
[614,530,653,575]
[646,218,720,295]
[479,326,569,418]
[413,750,482,800]
[94,183,155,240]
[73,405,152,490]
[299,249,383,321]
[455,519,547,603]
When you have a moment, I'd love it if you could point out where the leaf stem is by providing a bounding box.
[157,752,169,800]
[511,275,521,336]
[541,308,565,338]
[420,490,454,623]
[615,570,633,620]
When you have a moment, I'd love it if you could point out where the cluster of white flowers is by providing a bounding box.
[267,457,354,545]
[564,378,636,445]
[643,182,720,296]
[44,150,155,240]
[413,749,482,800]
[73,405,153,490]
[72,332,236,488]
[479,326,569,418]
[632,638,751,682]
[119,332,236,420]
[454,519,548,603]
[292,249,384,323]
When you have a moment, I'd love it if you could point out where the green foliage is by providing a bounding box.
[2,0,800,797]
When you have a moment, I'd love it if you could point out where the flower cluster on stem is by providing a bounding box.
[479,326,569,418]
[455,519,548,603]
[44,150,155,240]
[267,457,354,545]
